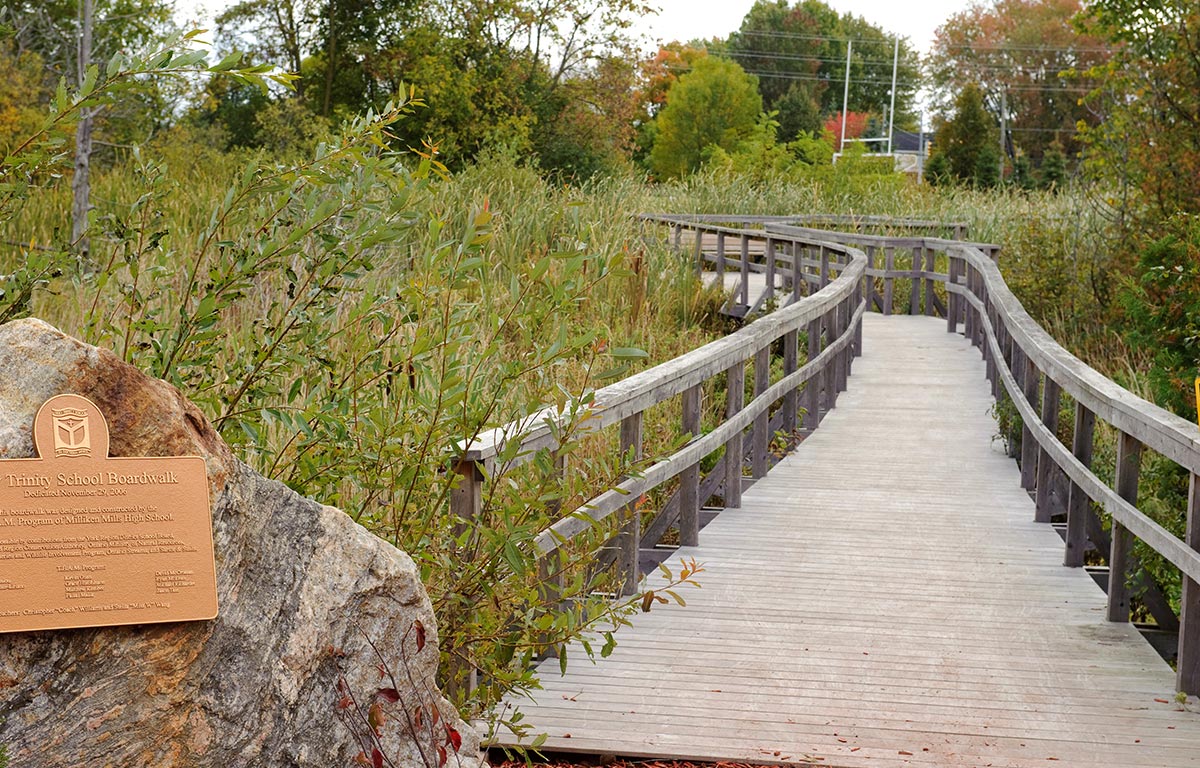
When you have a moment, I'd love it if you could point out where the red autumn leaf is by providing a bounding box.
[377,687,401,703]
[414,620,427,652]
[336,695,354,710]
[372,748,384,768]
[446,725,462,750]
[413,706,424,728]
[353,752,371,767]
[437,745,448,767]
[431,706,440,726]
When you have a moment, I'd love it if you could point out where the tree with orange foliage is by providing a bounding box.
[927,0,1112,165]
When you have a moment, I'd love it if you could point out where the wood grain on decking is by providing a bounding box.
[491,314,1200,768]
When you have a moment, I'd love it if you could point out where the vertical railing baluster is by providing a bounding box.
[804,319,822,431]
[883,246,895,315]
[1034,379,1062,523]
[909,245,922,315]
[765,237,776,306]
[715,231,726,284]
[924,245,936,317]
[1107,432,1142,623]
[1020,354,1040,491]
[822,308,837,411]
[947,253,962,334]
[740,234,750,309]
[618,412,644,596]
[782,330,798,434]
[724,361,745,508]
[791,242,802,303]
[1064,403,1096,567]
[752,347,770,478]
[1177,473,1200,693]
[450,458,484,693]
[865,244,877,312]
[680,384,702,547]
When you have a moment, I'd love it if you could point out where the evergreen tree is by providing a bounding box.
[930,83,999,188]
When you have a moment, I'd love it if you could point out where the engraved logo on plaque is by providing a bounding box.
[52,407,91,458]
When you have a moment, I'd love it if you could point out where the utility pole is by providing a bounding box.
[998,86,1007,183]
[886,37,899,155]
[72,0,94,264]
[840,39,852,154]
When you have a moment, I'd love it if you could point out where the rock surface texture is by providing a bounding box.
[0,318,483,768]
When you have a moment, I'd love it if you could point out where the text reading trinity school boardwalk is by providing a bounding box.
[480,217,1200,768]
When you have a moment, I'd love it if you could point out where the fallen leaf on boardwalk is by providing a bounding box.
[899,750,914,755]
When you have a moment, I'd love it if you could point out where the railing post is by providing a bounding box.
[715,231,726,282]
[672,224,682,252]
[822,308,838,410]
[765,238,776,306]
[835,299,849,394]
[909,245,922,314]
[752,347,770,478]
[947,254,962,334]
[739,234,750,309]
[924,246,936,317]
[804,318,822,431]
[693,225,703,280]
[724,361,745,508]
[853,275,864,358]
[1064,403,1096,567]
[1177,473,1200,693]
[782,329,799,434]
[1107,431,1142,623]
[865,244,877,311]
[680,384,702,547]
[618,412,643,596]
[791,243,803,303]
[819,245,830,289]
[1034,378,1062,523]
[1019,353,1040,490]
[450,458,484,693]
[964,265,976,342]
[536,548,565,659]
[883,246,895,315]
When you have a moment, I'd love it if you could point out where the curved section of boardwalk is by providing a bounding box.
[496,314,1200,767]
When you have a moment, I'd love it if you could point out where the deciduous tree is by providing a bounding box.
[648,56,762,179]
[927,0,1111,165]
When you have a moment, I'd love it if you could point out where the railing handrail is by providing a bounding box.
[955,245,1200,472]
[640,212,969,233]
[462,227,865,466]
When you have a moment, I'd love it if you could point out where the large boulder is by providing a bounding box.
[0,318,483,768]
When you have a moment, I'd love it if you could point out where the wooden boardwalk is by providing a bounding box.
[495,314,1200,767]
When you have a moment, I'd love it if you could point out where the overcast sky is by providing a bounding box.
[174,0,969,54]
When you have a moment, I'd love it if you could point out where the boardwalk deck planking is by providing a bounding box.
[491,314,1200,768]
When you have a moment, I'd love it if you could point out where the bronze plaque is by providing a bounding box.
[0,394,217,633]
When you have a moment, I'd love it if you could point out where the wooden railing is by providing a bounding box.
[452,223,867,622]
[456,212,1200,697]
[673,215,1200,695]
[946,243,1200,694]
